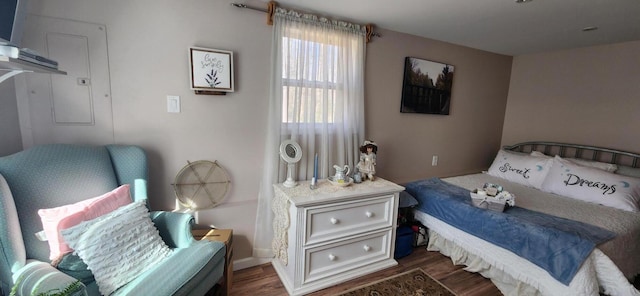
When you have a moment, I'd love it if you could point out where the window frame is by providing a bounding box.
[280,35,341,125]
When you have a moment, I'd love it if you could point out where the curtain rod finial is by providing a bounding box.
[232,2,269,14]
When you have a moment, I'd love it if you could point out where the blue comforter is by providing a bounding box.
[405,177,616,285]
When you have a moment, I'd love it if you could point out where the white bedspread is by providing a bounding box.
[412,173,640,296]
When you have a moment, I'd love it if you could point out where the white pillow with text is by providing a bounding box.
[541,156,640,212]
[487,149,553,189]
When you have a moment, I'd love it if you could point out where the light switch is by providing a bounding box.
[167,95,180,113]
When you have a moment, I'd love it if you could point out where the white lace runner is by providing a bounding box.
[272,185,290,265]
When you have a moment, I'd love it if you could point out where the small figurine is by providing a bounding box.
[357,140,377,181]
[352,167,362,183]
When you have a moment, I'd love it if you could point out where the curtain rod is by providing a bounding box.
[231,3,267,13]
[230,3,382,38]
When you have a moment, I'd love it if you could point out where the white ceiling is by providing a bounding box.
[264,0,640,56]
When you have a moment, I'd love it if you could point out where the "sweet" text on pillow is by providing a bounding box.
[499,163,531,179]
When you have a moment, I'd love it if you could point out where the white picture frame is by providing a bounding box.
[189,47,234,92]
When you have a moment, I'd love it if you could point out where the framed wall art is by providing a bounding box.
[400,57,454,115]
[189,47,234,94]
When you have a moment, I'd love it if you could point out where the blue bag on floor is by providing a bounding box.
[394,225,414,259]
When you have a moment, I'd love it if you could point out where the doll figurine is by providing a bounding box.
[357,140,377,181]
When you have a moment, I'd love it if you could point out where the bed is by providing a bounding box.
[405,142,640,296]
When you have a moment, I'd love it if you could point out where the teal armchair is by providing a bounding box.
[0,144,226,295]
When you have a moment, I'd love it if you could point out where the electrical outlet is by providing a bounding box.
[432,155,438,166]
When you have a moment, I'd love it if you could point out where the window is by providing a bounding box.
[281,37,339,124]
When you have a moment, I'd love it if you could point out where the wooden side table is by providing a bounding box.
[192,228,233,295]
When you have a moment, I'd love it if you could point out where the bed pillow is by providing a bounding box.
[61,201,172,295]
[487,149,553,189]
[530,151,618,172]
[541,156,640,212]
[37,185,132,261]
[569,158,618,172]
[399,191,419,208]
[615,166,640,179]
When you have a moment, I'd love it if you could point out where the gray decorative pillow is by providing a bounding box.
[61,201,172,295]
[399,191,419,208]
[530,151,618,172]
[616,166,640,179]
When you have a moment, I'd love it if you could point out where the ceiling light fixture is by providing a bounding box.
[582,26,599,32]
[515,0,533,3]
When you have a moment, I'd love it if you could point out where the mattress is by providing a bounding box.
[412,173,640,295]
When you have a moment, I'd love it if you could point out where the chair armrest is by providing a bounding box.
[150,211,196,248]
[13,260,86,296]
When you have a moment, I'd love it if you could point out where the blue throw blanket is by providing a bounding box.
[405,178,616,285]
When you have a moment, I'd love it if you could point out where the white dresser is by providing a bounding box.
[272,178,405,295]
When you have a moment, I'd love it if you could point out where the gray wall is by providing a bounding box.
[366,28,512,184]
[502,40,640,152]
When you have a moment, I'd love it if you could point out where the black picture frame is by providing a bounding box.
[400,57,454,115]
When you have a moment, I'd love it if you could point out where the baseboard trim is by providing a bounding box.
[233,256,273,271]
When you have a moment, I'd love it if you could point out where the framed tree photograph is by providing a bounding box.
[400,57,454,115]
[189,47,234,93]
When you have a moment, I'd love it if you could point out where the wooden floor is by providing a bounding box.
[231,247,502,296]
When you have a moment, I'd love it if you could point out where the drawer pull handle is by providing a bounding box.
[328,254,337,261]
[365,211,374,218]
[330,218,339,224]
[363,245,371,252]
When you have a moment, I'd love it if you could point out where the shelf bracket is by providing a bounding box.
[0,70,29,84]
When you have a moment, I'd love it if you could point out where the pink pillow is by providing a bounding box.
[38,185,132,261]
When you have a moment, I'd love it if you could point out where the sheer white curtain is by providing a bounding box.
[253,7,367,258]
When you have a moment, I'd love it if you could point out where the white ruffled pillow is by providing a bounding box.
[487,149,553,189]
[541,156,640,212]
[61,201,172,295]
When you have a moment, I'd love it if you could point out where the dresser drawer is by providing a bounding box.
[304,229,392,284]
[305,195,394,245]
